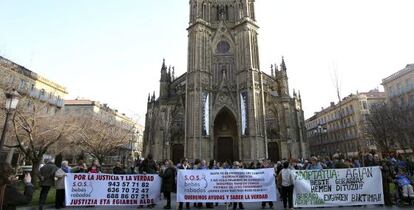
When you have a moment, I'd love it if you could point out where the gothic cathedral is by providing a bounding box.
[143,0,308,163]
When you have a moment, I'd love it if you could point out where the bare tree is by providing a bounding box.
[364,103,406,153]
[12,97,77,185]
[72,115,136,164]
[330,63,348,154]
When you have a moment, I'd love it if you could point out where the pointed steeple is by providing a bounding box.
[280,56,287,71]
[160,58,168,82]
[168,66,172,82]
[151,91,156,101]
[270,64,274,77]
[147,93,150,102]
[161,58,167,71]
[172,66,175,80]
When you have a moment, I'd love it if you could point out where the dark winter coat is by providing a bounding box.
[113,167,126,174]
[39,163,58,186]
[160,167,176,193]
[139,159,157,174]
[2,184,34,210]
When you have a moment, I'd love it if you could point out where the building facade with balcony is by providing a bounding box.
[64,99,144,164]
[382,63,414,155]
[0,56,68,162]
[382,64,414,107]
[0,56,67,111]
[305,90,385,157]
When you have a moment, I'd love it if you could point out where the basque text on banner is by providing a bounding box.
[293,166,384,207]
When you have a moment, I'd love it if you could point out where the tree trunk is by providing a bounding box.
[31,159,42,188]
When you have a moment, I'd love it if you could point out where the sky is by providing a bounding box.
[1,0,413,125]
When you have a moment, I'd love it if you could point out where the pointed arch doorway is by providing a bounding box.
[214,107,239,162]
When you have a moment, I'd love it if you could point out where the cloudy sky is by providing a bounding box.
[1,0,413,124]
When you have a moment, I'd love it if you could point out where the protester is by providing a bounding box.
[113,162,126,174]
[279,161,294,210]
[261,160,274,209]
[55,160,70,209]
[232,161,244,210]
[0,161,34,210]
[306,156,323,170]
[140,154,158,174]
[395,168,414,199]
[381,160,394,206]
[159,160,176,209]
[178,159,191,210]
[88,159,101,173]
[72,159,87,173]
[139,154,158,208]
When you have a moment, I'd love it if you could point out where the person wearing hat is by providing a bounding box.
[232,161,244,210]
[306,156,322,170]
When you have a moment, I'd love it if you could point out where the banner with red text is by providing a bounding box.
[293,167,384,207]
[64,173,161,206]
[177,169,277,203]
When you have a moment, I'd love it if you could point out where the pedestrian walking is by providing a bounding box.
[39,158,58,210]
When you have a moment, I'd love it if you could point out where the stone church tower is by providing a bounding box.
[143,0,308,163]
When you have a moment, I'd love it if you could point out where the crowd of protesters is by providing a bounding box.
[1,151,413,210]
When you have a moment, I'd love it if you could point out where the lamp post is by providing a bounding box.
[1,89,21,156]
[316,124,327,156]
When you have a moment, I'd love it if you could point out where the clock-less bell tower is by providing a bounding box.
[185,0,266,161]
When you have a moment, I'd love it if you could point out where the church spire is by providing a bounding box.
[160,58,168,82]
[280,56,287,72]
[151,91,156,101]
[168,66,172,82]
[271,64,274,77]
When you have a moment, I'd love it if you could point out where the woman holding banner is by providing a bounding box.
[232,161,244,210]
[159,160,176,209]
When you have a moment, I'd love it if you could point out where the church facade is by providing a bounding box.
[143,0,308,163]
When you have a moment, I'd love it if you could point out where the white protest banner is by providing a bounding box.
[177,168,277,203]
[293,166,384,207]
[64,173,161,206]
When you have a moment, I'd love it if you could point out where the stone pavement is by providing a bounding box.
[18,194,410,210]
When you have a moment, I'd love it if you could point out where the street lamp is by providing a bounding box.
[1,89,21,152]
[316,124,327,155]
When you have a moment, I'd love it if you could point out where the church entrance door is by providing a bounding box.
[217,137,234,162]
[172,144,184,164]
[214,107,239,162]
[268,142,280,162]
